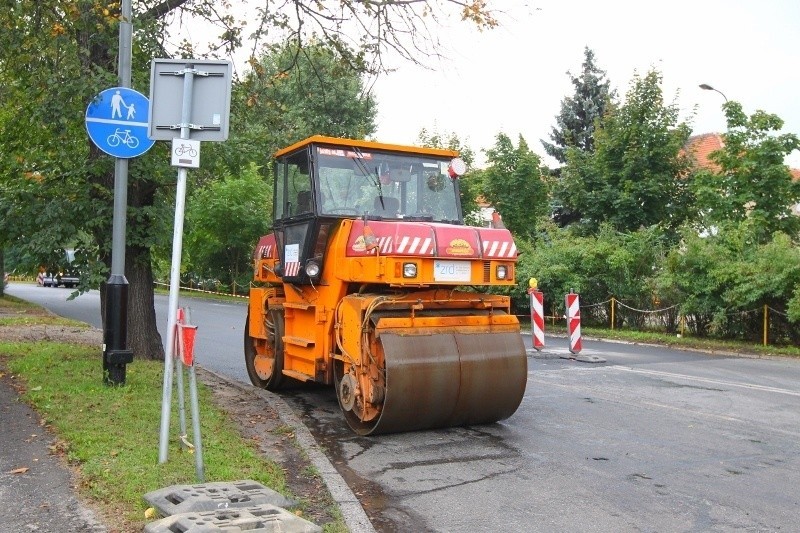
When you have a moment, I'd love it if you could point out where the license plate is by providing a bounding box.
[434,260,471,282]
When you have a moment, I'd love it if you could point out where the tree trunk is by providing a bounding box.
[126,245,165,360]
[0,249,5,297]
[98,244,164,361]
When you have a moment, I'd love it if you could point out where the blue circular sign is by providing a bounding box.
[85,87,155,158]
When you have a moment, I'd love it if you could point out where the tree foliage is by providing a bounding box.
[559,69,693,236]
[541,47,614,165]
[479,133,550,239]
[0,1,500,359]
[657,223,800,342]
[516,222,667,317]
[183,163,271,289]
[230,40,378,167]
[692,102,800,242]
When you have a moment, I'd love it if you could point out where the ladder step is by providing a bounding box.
[282,336,315,347]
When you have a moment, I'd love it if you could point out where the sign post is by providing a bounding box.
[85,0,155,386]
[151,59,232,464]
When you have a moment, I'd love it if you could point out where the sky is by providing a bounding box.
[368,0,800,168]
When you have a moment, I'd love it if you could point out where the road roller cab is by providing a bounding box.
[246,136,527,434]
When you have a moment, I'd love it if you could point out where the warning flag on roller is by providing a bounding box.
[565,292,582,354]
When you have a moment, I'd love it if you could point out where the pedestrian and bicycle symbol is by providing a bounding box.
[85,87,155,158]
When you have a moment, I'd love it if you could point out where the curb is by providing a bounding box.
[199,367,376,533]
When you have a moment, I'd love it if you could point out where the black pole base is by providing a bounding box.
[103,275,131,385]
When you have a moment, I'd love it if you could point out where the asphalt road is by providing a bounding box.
[8,283,800,531]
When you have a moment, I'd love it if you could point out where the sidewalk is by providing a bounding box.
[0,371,106,532]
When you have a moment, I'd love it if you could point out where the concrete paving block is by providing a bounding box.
[143,480,295,516]
[143,504,321,533]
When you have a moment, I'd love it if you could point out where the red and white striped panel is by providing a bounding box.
[529,289,545,350]
[254,234,277,260]
[565,292,582,354]
[346,221,435,257]
[482,239,517,259]
[284,262,301,277]
[478,228,518,259]
[375,236,393,254]
[394,235,434,255]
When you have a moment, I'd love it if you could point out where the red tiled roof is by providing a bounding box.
[684,133,724,172]
[684,133,800,179]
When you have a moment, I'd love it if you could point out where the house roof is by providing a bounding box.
[684,133,724,172]
[684,133,800,180]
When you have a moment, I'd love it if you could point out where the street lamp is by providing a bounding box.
[699,83,728,102]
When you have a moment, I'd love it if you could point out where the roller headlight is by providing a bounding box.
[496,265,508,280]
[403,262,418,278]
[305,260,321,277]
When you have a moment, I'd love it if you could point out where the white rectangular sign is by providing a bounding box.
[171,138,200,168]
[434,260,471,282]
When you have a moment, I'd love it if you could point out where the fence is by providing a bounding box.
[153,280,248,299]
[524,296,796,348]
[10,274,796,348]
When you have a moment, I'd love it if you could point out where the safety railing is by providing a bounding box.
[153,280,248,299]
[518,295,796,348]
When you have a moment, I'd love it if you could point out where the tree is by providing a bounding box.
[692,102,800,242]
[479,133,550,239]
[183,163,271,290]
[559,69,693,236]
[0,1,501,360]
[542,47,614,225]
[226,39,378,170]
[541,47,614,164]
[168,40,378,286]
[658,223,800,341]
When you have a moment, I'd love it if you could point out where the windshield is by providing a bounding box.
[315,146,462,223]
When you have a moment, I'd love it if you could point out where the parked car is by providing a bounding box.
[37,248,81,288]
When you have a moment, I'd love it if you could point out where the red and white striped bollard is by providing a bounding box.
[565,292,582,354]
[529,287,545,350]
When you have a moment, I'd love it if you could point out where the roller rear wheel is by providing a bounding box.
[244,308,285,390]
[334,328,527,435]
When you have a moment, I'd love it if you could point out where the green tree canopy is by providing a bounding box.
[541,47,615,165]
[559,69,693,236]
[692,102,800,242]
[479,133,550,240]
[0,1,502,360]
[183,163,271,289]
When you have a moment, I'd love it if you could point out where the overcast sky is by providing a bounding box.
[370,0,800,168]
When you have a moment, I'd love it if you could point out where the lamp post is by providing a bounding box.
[699,83,728,103]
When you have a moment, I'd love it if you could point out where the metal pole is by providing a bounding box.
[610,297,615,331]
[158,66,195,463]
[103,0,134,385]
[188,363,205,481]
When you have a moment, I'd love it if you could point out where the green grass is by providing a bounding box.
[1,342,288,529]
[579,326,800,358]
[0,295,346,532]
